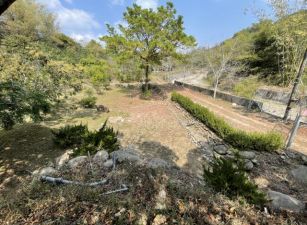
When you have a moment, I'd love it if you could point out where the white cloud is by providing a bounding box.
[110,0,159,9]
[135,0,158,9]
[111,0,125,5]
[37,0,101,44]
[70,33,104,46]
[64,0,73,3]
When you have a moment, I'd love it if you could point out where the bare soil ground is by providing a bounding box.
[177,88,307,156]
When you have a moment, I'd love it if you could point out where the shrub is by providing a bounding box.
[204,157,267,206]
[52,124,88,148]
[79,96,97,108]
[53,121,119,156]
[171,92,283,151]
[73,121,119,156]
[233,76,261,99]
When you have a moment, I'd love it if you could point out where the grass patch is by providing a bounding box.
[233,76,262,99]
[171,92,283,152]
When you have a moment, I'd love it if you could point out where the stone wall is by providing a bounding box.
[174,81,263,111]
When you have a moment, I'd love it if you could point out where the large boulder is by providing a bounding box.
[67,156,88,169]
[110,150,140,163]
[93,150,109,165]
[290,165,307,184]
[267,190,305,213]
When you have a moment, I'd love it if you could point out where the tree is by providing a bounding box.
[102,2,196,91]
[205,41,239,99]
[0,0,16,15]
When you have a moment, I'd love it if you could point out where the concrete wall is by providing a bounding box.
[174,81,263,111]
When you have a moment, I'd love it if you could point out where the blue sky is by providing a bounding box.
[39,0,270,46]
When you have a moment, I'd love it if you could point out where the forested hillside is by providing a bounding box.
[188,9,307,94]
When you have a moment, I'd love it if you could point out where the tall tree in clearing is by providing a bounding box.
[102,2,196,91]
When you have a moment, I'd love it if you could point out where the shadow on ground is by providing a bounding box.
[0,124,63,195]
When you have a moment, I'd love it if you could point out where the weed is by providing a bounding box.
[203,157,267,206]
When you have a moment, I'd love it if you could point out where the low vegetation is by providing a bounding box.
[79,96,97,109]
[171,92,283,151]
[204,157,267,206]
[233,76,262,99]
[52,121,119,155]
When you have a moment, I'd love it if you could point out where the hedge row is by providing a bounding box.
[171,92,283,152]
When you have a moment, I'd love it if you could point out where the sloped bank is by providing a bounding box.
[171,92,283,152]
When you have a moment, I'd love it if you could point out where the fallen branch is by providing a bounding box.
[40,176,107,187]
[101,184,129,195]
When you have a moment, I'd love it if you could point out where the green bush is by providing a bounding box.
[79,96,97,108]
[52,124,88,148]
[171,92,283,151]
[73,121,120,156]
[204,157,267,206]
[53,121,119,156]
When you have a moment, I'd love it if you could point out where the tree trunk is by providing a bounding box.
[0,0,16,15]
[283,49,307,121]
[213,76,219,99]
[144,64,150,92]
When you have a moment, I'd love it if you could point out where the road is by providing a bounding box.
[177,88,307,155]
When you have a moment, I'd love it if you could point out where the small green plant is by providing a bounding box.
[79,96,97,108]
[73,121,120,156]
[141,89,152,100]
[52,124,88,148]
[53,121,119,156]
[171,92,283,151]
[204,157,267,206]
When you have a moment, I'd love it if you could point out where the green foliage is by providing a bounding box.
[52,124,88,148]
[204,157,267,206]
[53,121,119,155]
[73,121,120,156]
[79,96,97,109]
[0,81,51,129]
[0,0,84,129]
[102,2,196,87]
[171,92,283,151]
[233,76,262,99]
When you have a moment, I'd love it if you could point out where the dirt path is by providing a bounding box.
[178,88,307,155]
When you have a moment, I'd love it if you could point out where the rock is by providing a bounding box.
[103,159,114,168]
[251,159,259,166]
[55,150,73,169]
[67,156,88,169]
[301,155,307,165]
[290,166,307,184]
[239,151,256,160]
[214,145,228,155]
[152,215,167,225]
[114,208,126,217]
[267,190,305,213]
[146,158,170,169]
[39,167,57,176]
[93,150,109,165]
[244,160,254,171]
[110,150,140,163]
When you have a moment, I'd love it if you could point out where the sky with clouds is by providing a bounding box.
[37,0,271,46]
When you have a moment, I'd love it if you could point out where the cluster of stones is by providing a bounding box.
[202,143,258,171]
[34,147,171,178]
